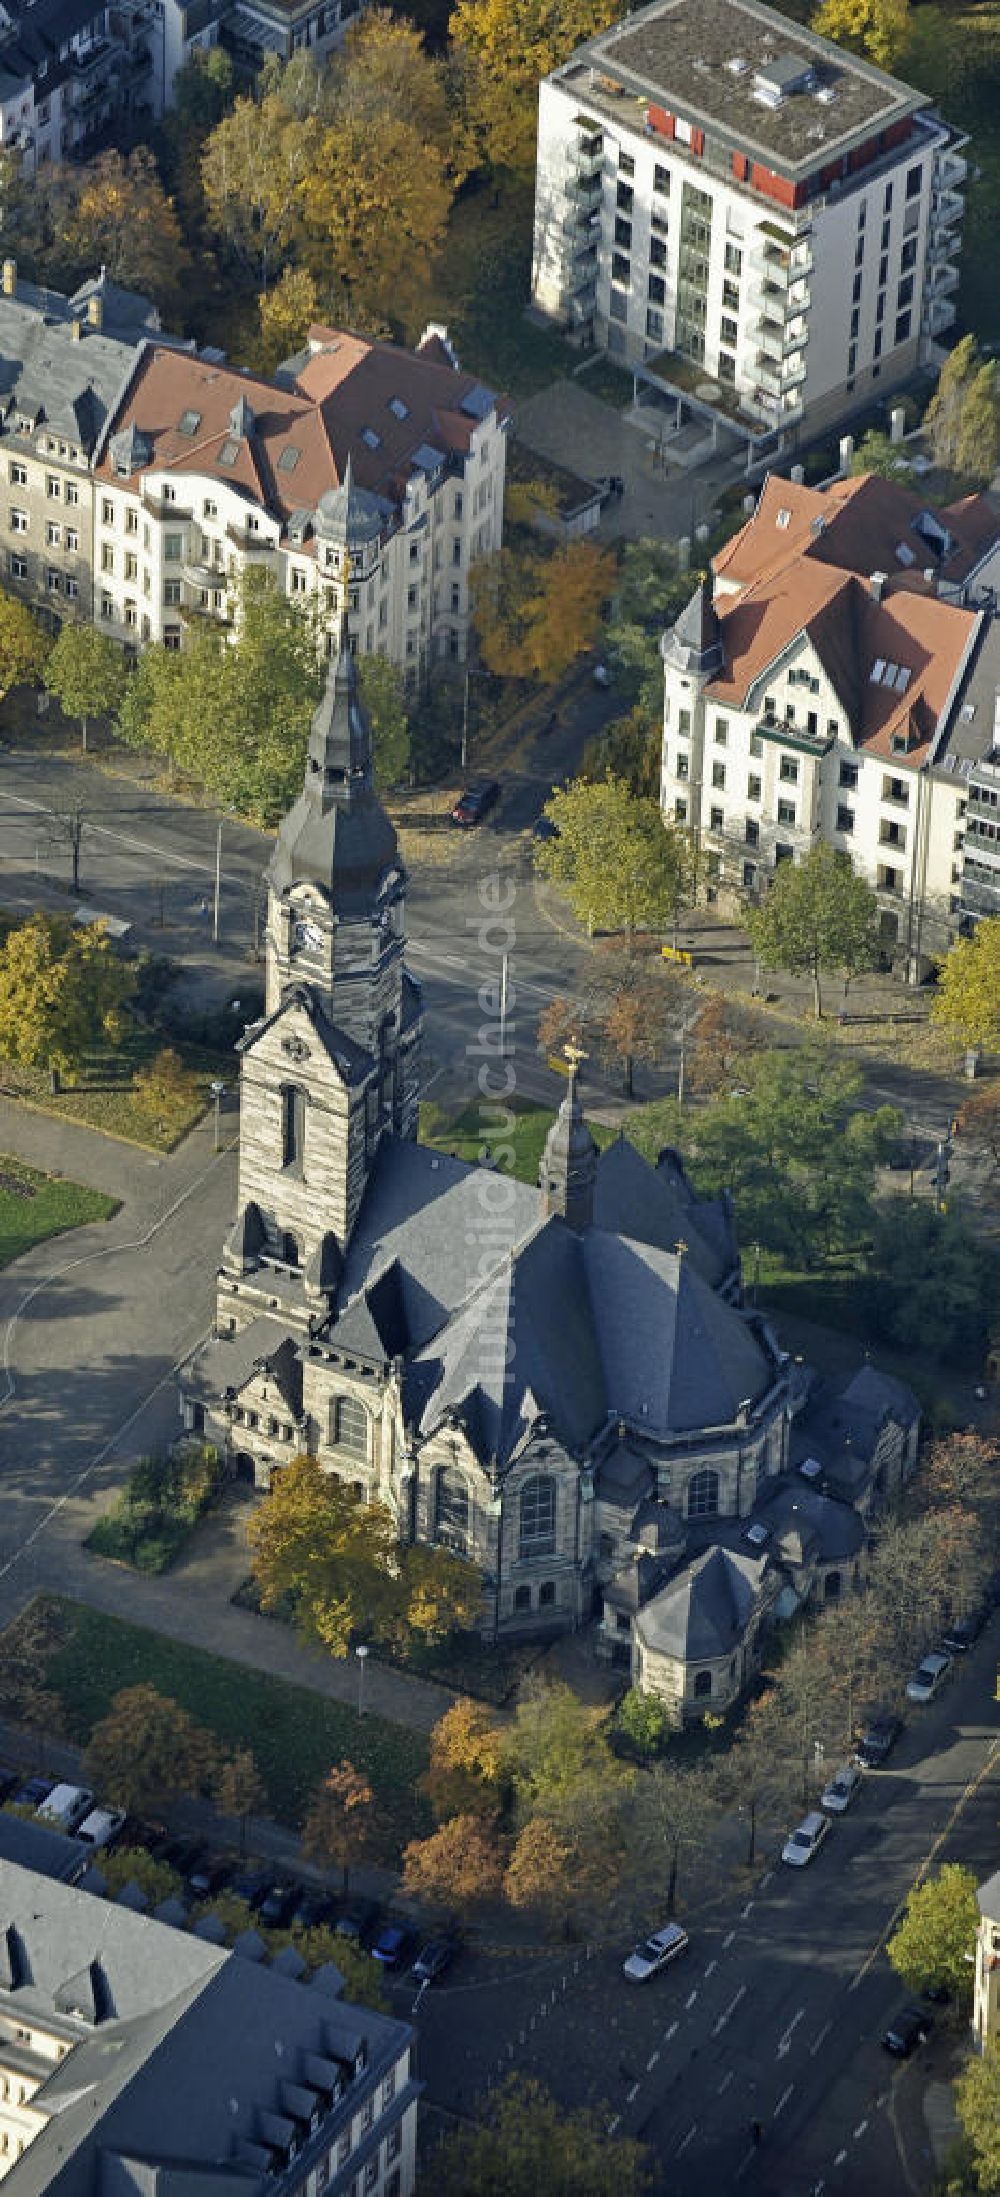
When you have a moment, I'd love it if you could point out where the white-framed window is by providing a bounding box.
[46,567,60,592]
[65,481,79,506]
[100,594,114,620]
[9,553,26,580]
[65,527,78,552]
[45,474,60,499]
[45,522,60,546]
[8,462,26,486]
[65,576,79,600]
[101,498,114,526]
[9,508,27,533]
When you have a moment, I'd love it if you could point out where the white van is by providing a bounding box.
[75,1806,126,1849]
[37,1784,94,1833]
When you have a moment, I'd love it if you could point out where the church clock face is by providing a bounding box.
[293,918,324,953]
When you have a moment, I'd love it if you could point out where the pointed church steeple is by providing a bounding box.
[268,588,399,922]
[539,1049,598,1233]
[661,573,724,677]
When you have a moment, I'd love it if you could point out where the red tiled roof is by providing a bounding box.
[97,324,505,536]
[714,469,1000,598]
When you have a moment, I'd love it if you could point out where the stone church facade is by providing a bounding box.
[181,647,916,1681]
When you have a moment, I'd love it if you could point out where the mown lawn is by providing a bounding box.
[419,1093,561,1184]
[41,1598,430,1837]
[0,1157,118,1267]
[415,178,576,398]
[0,1025,232,1153]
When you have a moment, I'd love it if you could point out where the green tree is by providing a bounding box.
[579,707,661,799]
[535,775,691,937]
[868,1202,998,1366]
[421,1698,509,1823]
[957,361,1000,481]
[629,1761,720,1916]
[357,653,410,788]
[923,335,999,477]
[256,264,319,374]
[97,1847,184,1904]
[301,1761,376,1892]
[508,1677,613,1811]
[591,941,687,1098]
[812,0,910,70]
[888,1864,980,2003]
[0,912,131,1084]
[293,1927,388,2009]
[747,844,878,1019]
[247,1451,402,1654]
[616,1686,672,1760]
[450,0,621,174]
[427,2075,654,2197]
[932,917,1000,1054]
[401,1542,483,1644]
[0,589,50,700]
[849,429,915,483]
[58,150,191,307]
[44,625,126,753]
[83,1684,221,1816]
[216,1748,266,1855]
[957,2034,1000,2193]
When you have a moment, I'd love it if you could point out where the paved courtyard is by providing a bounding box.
[514,376,748,542]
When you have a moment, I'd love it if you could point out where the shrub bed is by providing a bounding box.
[88,1442,224,1573]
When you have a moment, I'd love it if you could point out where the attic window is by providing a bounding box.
[178,409,201,436]
[278,445,301,473]
[894,540,915,567]
[776,508,791,529]
[360,427,381,451]
[387,396,409,421]
[890,730,909,753]
[218,438,240,467]
[870,658,886,684]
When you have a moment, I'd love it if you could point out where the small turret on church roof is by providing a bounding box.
[268,598,400,913]
[539,1049,598,1233]
[661,573,724,677]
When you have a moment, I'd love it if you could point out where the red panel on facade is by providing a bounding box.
[648,104,675,138]
[750,163,797,208]
[732,151,749,181]
[691,126,705,155]
[884,118,912,150]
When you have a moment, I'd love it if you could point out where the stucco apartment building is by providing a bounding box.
[660,468,1000,966]
[0,1858,417,2197]
[91,323,507,681]
[531,0,966,449]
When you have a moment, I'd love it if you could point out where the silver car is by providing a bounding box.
[820,1763,862,1814]
[623,1922,689,1982]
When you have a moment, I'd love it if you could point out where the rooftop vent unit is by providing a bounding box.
[815,85,837,104]
[754,53,817,106]
[727,55,749,73]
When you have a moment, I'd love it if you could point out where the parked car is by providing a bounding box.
[906,1651,952,1703]
[622,1922,690,1982]
[75,1806,127,1850]
[412,1937,458,1985]
[820,1763,863,1815]
[187,1854,236,1900]
[153,1835,206,1879]
[943,1608,987,1654]
[592,662,611,688]
[335,1900,378,1944]
[451,781,501,828]
[884,2005,934,2057]
[370,1922,413,1969]
[37,1783,94,1834]
[781,1812,831,1868]
[854,1712,903,1768]
[293,1886,334,1932]
[0,1764,21,1804]
[533,813,559,841]
[258,1882,300,1930]
[12,1775,57,1811]
[230,1865,275,1911]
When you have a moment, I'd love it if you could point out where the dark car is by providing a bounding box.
[258,1882,299,1930]
[451,781,500,828]
[884,2005,934,2057]
[335,1899,378,1945]
[370,1922,412,1969]
[11,1775,57,1810]
[230,1865,275,1912]
[153,1835,207,1879]
[412,1937,457,1985]
[943,1607,987,1653]
[187,1854,236,1901]
[533,814,559,841]
[854,1712,903,1768]
[293,1886,334,1932]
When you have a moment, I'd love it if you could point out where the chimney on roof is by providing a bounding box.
[869,571,888,602]
[87,294,103,331]
[1,258,15,298]
[923,567,937,593]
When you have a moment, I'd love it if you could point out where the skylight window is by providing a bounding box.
[277,446,301,472]
[387,396,409,421]
[218,438,240,467]
[777,508,791,529]
[894,665,911,693]
[870,658,886,684]
[360,427,381,451]
[178,410,202,437]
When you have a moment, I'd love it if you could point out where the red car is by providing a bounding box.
[451,781,500,827]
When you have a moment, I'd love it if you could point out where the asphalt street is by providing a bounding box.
[392,1636,1000,2196]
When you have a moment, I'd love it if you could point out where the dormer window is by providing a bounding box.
[360,427,381,451]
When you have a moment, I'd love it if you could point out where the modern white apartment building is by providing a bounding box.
[532,0,966,447]
[91,323,508,682]
[660,470,1000,969]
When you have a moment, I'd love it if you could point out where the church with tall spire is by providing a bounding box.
[180,653,916,1713]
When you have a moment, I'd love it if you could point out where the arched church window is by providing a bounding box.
[434,1466,469,1553]
[281,1084,306,1174]
[693,1668,713,1699]
[519,1474,556,1559]
[282,1232,300,1268]
[686,1468,720,1520]
[330,1395,368,1458]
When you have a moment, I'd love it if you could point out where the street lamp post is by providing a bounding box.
[210,1079,226,1153]
[355,1642,369,1716]
[213,819,223,946]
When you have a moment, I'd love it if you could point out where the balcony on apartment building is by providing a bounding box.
[751,309,810,359]
[753,351,806,397]
[754,709,832,757]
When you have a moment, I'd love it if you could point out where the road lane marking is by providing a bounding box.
[627,2082,639,2103]
[777,2009,805,2059]
[854,2119,868,2140]
[675,2126,698,2158]
[713,1984,747,2036]
[850,1736,1000,1990]
[834,2150,847,2167]
[647,2051,659,2071]
[665,2021,679,2043]
[607,2115,620,2135]
[760,1871,774,1888]
[685,1989,699,2010]
[723,1930,736,1950]
[704,1959,717,1978]
[741,1902,754,1919]
[775,2085,794,2117]
[717,2070,734,2095]
[810,2020,832,2058]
